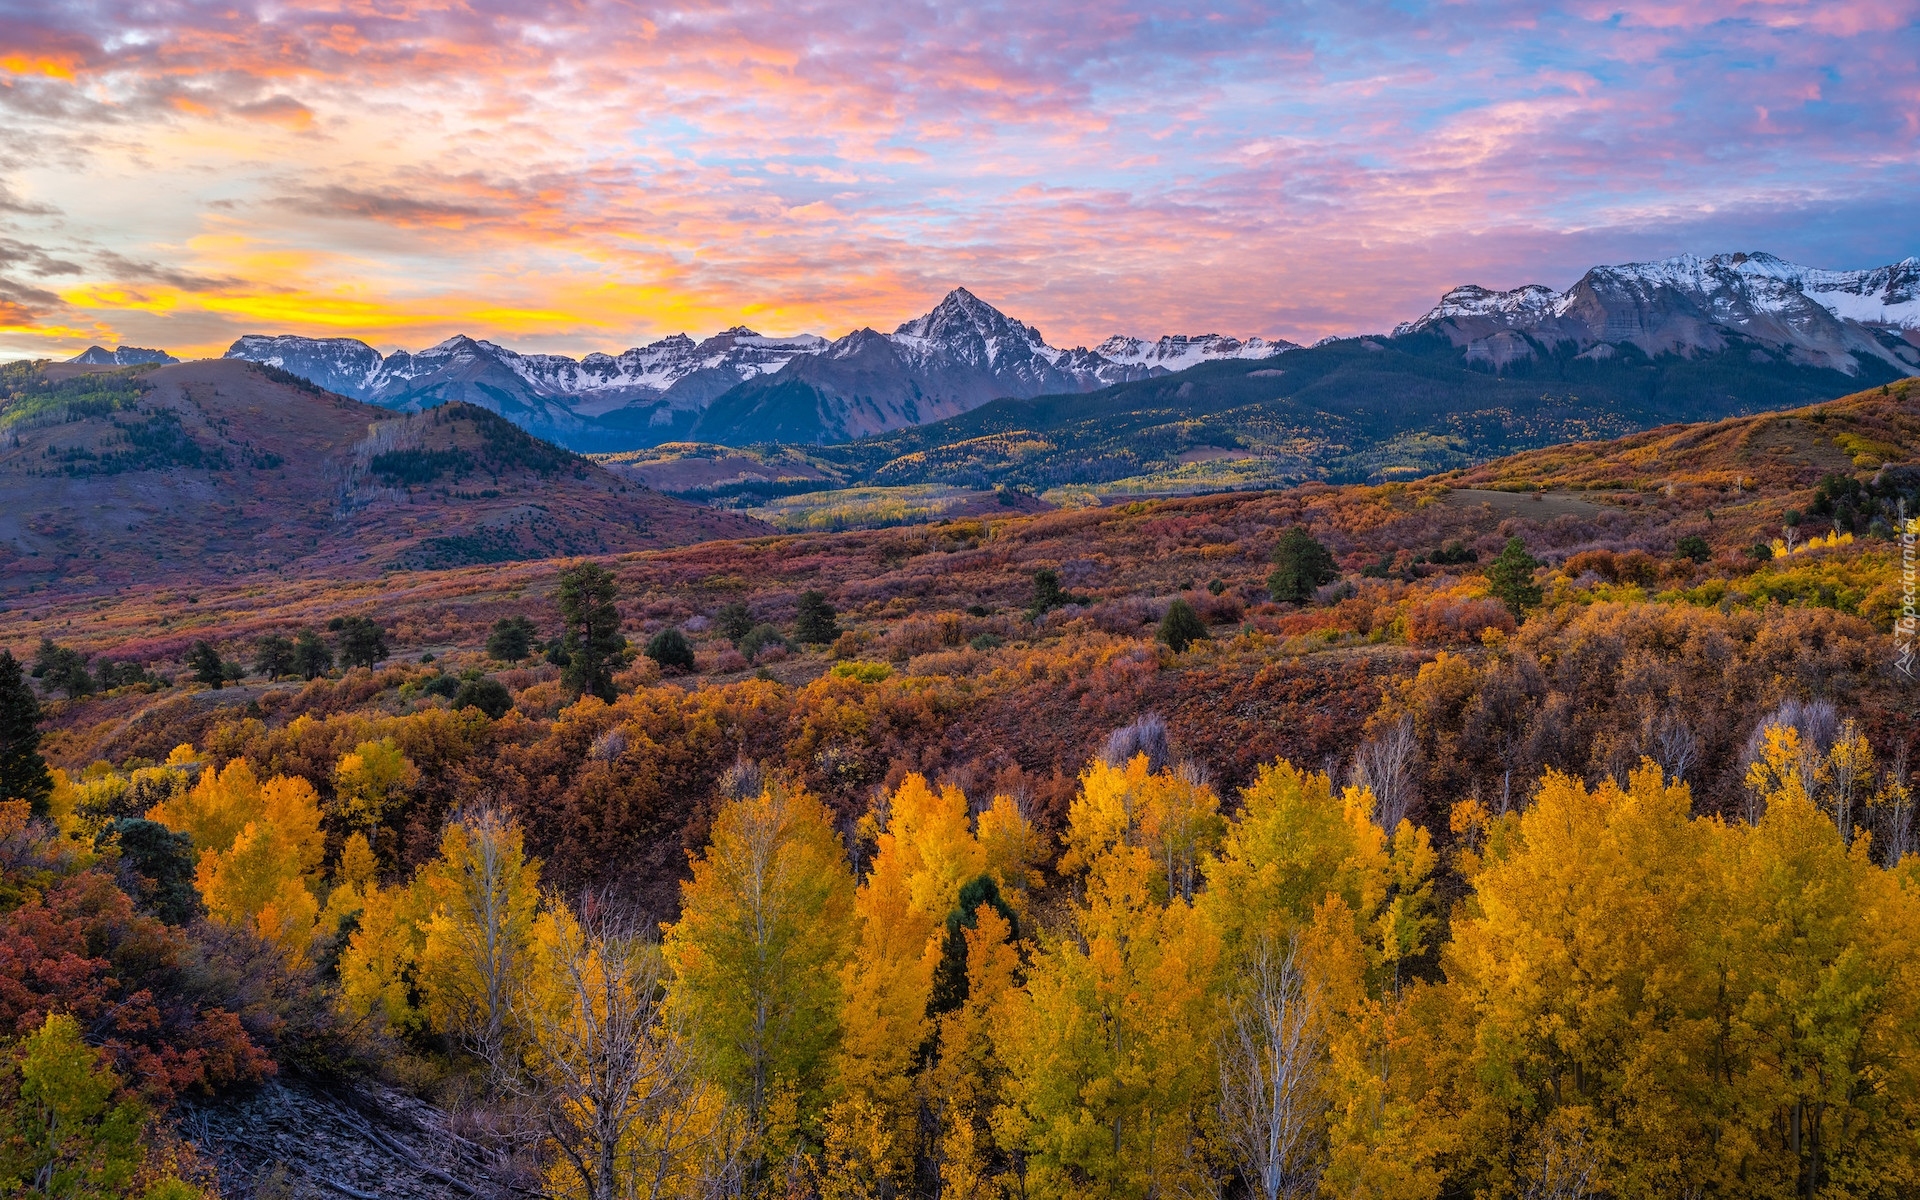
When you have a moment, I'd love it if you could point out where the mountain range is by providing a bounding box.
[1392,251,1920,376]
[213,253,1919,452]
[220,288,1295,450]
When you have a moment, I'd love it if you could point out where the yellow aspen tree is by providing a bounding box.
[1443,763,1723,1197]
[316,831,379,946]
[332,738,418,832]
[822,775,982,1198]
[1137,766,1225,905]
[663,780,855,1175]
[520,899,747,1200]
[417,804,544,1069]
[976,792,1044,915]
[145,758,262,856]
[1201,759,1441,1200]
[995,758,1223,1200]
[1718,751,1920,1197]
[929,905,1021,1200]
[193,775,327,958]
[339,871,432,1035]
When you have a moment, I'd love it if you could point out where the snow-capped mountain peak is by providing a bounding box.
[1392,250,1920,377]
[893,287,1052,370]
[1095,332,1298,369]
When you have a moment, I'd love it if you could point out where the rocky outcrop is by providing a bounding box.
[176,1075,514,1199]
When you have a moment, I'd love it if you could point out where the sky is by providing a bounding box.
[0,0,1917,361]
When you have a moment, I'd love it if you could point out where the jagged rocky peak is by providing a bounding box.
[68,345,178,365]
[895,288,1051,366]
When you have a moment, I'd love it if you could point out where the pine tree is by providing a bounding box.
[451,676,514,719]
[645,627,697,672]
[715,601,754,647]
[32,638,93,699]
[291,628,333,679]
[1159,598,1210,652]
[1267,526,1338,604]
[1484,536,1543,618]
[0,651,52,817]
[187,641,225,688]
[106,818,200,925]
[486,615,539,662]
[253,633,296,679]
[1027,568,1068,617]
[336,615,389,670]
[794,590,840,645]
[558,562,627,701]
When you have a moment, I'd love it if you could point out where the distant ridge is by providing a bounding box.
[0,357,764,593]
[222,290,1290,450]
[215,252,1920,453]
[69,345,178,366]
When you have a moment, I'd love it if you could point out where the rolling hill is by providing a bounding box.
[0,357,765,594]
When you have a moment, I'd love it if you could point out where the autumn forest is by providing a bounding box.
[2,380,1919,1200]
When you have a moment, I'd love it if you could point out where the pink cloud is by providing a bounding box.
[0,0,1913,360]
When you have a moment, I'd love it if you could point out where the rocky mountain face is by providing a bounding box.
[1394,252,1920,376]
[69,345,178,365]
[225,289,1290,449]
[688,288,1209,444]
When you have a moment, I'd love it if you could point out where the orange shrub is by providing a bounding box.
[1407,596,1515,646]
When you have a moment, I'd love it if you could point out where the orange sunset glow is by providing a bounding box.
[1,0,1917,358]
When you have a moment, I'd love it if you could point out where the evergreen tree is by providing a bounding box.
[336,616,389,670]
[1485,536,1544,618]
[558,562,627,702]
[929,874,1019,1016]
[486,615,539,662]
[1159,598,1210,653]
[105,818,200,925]
[738,623,788,663]
[794,590,840,645]
[1028,568,1069,617]
[291,628,334,679]
[715,601,754,647]
[187,641,226,688]
[0,651,52,817]
[253,633,296,679]
[1675,534,1711,563]
[32,638,93,699]
[451,676,514,719]
[644,627,697,672]
[1267,526,1338,603]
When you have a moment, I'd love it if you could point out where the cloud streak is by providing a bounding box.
[0,0,1915,359]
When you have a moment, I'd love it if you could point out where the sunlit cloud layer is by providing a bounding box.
[0,0,1916,359]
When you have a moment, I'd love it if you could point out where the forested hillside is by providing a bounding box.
[610,332,1912,512]
[1,381,1917,1198]
[0,359,763,591]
